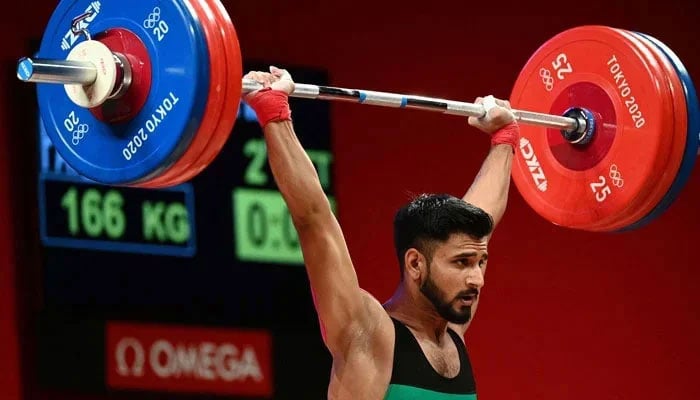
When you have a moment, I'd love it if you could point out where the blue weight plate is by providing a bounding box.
[36,0,210,185]
[622,32,700,230]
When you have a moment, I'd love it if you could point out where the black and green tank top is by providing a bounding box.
[383,317,477,400]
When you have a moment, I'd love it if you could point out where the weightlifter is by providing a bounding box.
[243,66,520,399]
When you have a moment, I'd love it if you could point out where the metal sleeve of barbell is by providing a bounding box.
[16,57,97,85]
[241,79,581,132]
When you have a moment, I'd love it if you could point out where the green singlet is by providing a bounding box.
[383,317,478,400]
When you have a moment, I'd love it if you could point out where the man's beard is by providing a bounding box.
[420,269,473,324]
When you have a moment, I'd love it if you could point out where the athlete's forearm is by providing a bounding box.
[263,120,332,225]
[462,144,514,228]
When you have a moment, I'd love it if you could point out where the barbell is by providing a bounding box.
[16,0,700,233]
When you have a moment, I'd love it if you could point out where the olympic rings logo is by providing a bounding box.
[143,7,161,29]
[539,68,554,92]
[72,124,89,146]
[609,164,624,188]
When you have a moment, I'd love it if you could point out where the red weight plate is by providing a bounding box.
[510,25,675,231]
[166,0,242,185]
[137,0,227,188]
[149,0,241,188]
[592,29,687,232]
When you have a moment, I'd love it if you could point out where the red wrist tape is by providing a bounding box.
[245,88,292,128]
[490,121,520,151]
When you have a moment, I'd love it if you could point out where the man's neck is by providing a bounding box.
[384,284,449,344]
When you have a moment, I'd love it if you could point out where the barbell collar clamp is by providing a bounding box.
[17,44,133,108]
[561,107,595,145]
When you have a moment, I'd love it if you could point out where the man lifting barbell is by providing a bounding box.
[17,3,700,396]
[243,65,519,399]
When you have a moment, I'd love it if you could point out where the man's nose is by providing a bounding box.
[466,266,485,288]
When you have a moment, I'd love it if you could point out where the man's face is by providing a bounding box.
[419,233,488,324]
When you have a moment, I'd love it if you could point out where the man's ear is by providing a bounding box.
[404,248,426,282]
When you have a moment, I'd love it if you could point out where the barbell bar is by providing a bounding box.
[17,56,588,135]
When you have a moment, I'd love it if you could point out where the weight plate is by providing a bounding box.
[154,0,242,187]
[182,0,243,179]
[594,29,687,232]
[620,31,700,231]
[136,0,227,188]
[186,0,242,180]
[37,0,210,184]
[510,25,675,231]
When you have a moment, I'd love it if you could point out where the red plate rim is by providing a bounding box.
[151,0,242,188]
[592,28,688,232]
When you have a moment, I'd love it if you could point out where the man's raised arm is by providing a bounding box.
[462,96,520,230]
[243,67,367,355]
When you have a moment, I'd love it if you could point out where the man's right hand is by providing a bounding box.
[241,66,295,128]
[243,66,295,100]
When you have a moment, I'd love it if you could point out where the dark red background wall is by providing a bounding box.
[2,0,699,399]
